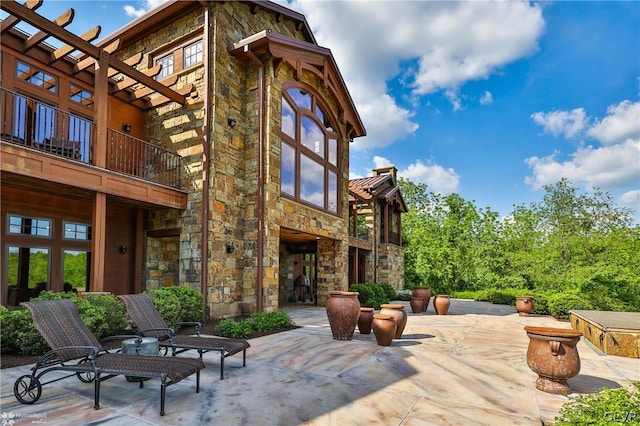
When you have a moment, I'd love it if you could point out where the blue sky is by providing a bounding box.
[6,0,639,220]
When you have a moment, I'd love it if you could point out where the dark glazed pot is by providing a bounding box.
[516,296,535,316]
[524,326,582,395]
[412,287,431,311]
[357,307,375,334]
[434,295,451,315]
[372,314,396,346]
[325,291,361,340]
[380,304,407,338]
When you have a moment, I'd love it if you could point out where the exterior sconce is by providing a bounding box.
[122,123,132,133]
[118,245,127,254]
[227,117,237,127]
[226,243,235,254]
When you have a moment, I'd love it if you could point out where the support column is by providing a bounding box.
[91,192,106,291]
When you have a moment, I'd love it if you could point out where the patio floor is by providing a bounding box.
[1,299,638,425]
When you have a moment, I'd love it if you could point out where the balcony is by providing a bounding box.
[0,87,182,188]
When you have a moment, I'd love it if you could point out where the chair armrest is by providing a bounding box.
[99,335,141,352]
[172,321,202,336]
[137,327,176,340]
[36,345,100,368]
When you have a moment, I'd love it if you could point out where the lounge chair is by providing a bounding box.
[118,293,250,380]
[15,299,205,416]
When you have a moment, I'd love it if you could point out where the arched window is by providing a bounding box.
[280,86,339,214]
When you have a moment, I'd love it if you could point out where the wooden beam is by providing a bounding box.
[24,8,74,51]
[0,0,186,105]
[144,84,193,107]
[50,25,101,62]
[74,39,120,73]
[114,64,162,92]
[107,52,143,78]
[0,0,42,34]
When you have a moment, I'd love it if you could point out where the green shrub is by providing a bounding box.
[554,383,639,425]
[548,293,593,320]
[155,285,204,322]
[215,318,251,339]
[146,288,182,328]
[531,294,550,315]
[246,311,292,332]
[0,307,49,355]
[396,289,412,301]
[451,290,478,300]
[82,293,130,337]
[379,283,396,301]
[215,311,293,339]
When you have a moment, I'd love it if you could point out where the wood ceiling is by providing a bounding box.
[0,0,193,109]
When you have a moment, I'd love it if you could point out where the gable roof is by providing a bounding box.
[349,175,408,212]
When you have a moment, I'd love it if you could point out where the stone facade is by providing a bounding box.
[110,2,364,318]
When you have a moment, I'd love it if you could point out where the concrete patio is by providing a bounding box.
[1,299,638,425]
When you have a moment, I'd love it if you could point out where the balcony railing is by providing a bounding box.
[1,87,182,188]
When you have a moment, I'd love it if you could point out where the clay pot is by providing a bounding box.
[325,291,361,340]
[433,295,451,315]
[410,297,425,314]
[516,296,535,316]
[357,307,375,334]
[380,304,407,338]
[372,314,396,346]
[524,326,582,395]
[412,287,431,311]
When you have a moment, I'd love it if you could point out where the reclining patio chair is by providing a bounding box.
[118,293,250,380]
[15,299,205,416]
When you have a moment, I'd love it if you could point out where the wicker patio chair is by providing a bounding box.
[16,299,205,416]
[118,293,250,380]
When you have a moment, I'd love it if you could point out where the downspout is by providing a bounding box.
[244,46,264,312]
[200,5,212,308]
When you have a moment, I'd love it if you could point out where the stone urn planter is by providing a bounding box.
[411,287,431,311]
[516,296,535,316]
[409,297,425,313]
[433,295,451,315]
[524,326,582,395]
[372,314,396,346]
[380,304,407,338]
[325,291,361,340]
[357,307,375,334]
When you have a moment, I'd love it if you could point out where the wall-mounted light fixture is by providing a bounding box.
[225,243,235,254]
[227,117,237,127]
[122,123,132,133]
[118,245,127,254]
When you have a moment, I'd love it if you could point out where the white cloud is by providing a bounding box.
[531,108,589,139]
[587,100,640,145]
[525,139,640,190]
[526,100,640,193]
[285,0,544,150]
[124,0,168,18]
[397,159,460,194]
[620,189,640,207]
[480,91,494,106]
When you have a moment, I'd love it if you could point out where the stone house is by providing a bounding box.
[1,0,404,318]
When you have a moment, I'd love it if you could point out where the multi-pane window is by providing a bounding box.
[16,60,57,93]
[183,40,203,68]
[8,215,52,237]
[69,84,93,108]
[153,37,202,80]
[63,222,91,240]
[156,53,174,80]
[280,86,340,214]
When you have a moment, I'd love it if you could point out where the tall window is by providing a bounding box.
[280,86,340,214]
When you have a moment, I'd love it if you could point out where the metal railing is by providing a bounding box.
[1,87,182,188]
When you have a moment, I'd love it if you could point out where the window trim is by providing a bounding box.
[279,82,342,215]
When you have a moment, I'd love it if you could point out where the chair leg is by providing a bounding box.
[93,374,100,410]
[220,353,224,380]
[196,370,200,393]
[160,383,166,416]
[243,349,247,367]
